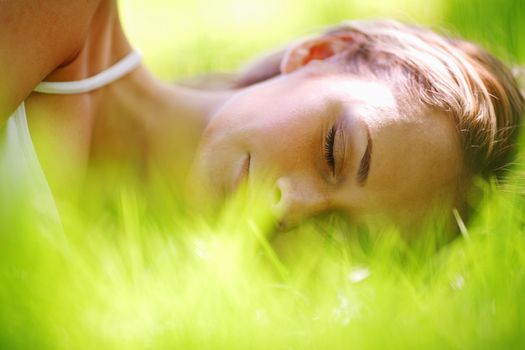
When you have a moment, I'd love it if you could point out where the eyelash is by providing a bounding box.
[324,125,336,174]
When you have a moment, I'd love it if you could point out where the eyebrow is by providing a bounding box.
[356,125,372,186]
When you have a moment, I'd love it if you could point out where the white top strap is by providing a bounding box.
[34,51,141,94]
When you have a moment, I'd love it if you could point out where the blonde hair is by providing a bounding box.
[324,20,525,177]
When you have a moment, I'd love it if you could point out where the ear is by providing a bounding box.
[280,33,354,74]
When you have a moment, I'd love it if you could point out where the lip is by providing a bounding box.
[231,153,251,192]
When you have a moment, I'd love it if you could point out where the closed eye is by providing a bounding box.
[324,125,336,175]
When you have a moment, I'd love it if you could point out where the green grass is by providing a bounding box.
[2,0,525,349]
[2,165,525,349]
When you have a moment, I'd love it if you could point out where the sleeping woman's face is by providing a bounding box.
[190,67,464,229]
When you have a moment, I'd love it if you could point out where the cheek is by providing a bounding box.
[251,119,322,175]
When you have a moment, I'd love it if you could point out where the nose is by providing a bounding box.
[272,177,328,230]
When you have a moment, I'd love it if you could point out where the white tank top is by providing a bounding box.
[0,51,141,236]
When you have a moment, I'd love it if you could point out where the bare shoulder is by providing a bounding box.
[0,1,100,124]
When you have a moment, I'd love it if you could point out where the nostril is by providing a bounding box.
[271,180,287,222]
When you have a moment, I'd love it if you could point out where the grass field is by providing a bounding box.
[1,0,525,349]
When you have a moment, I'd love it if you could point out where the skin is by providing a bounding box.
[191,66,464,230]
[1,1,465,230]
[0,1,233,202]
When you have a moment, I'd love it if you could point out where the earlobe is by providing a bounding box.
[280,33,354,74]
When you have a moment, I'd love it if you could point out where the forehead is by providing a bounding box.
[252,73,462,212]
[330,83,463,215]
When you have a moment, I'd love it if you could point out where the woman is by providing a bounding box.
[190,21,525,231]
[0,1,233,226]
[0,2,523,233]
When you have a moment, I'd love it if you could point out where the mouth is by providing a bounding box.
[230,153,251,192]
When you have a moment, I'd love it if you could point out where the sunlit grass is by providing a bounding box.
[1,163,525,349]
[1,0,525,349]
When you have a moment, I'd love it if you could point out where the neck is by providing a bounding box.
[93,66,234,191]
[32,0,234,196]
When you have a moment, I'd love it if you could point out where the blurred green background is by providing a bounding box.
[119,0,525,80]
[1,1,525,349]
